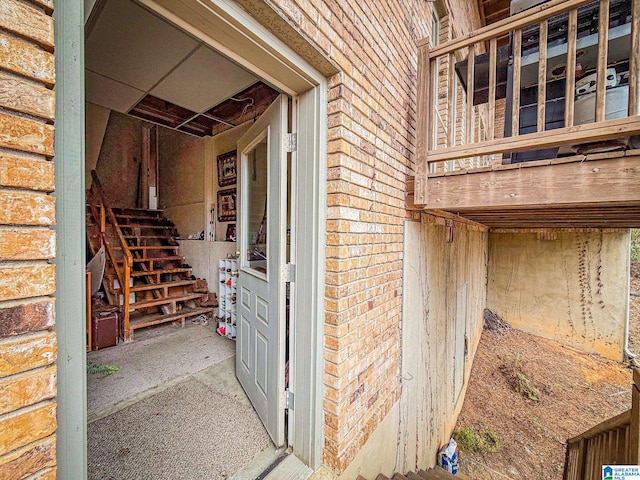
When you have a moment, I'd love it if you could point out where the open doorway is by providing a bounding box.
[83,1,297,477]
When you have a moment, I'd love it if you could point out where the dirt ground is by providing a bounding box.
[456,326,633,479]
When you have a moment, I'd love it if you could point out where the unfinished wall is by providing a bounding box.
[177,240,236,293]
[158,128,206,237]
[208,123,250,242]
[93,110,143,208]
[0,0,58,478]
[487,230,630,360]
[85,102,110,189]
[396,216,487,474]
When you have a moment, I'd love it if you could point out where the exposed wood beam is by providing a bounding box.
[408,154,640,211]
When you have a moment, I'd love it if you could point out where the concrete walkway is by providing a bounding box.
[87,322,279,479]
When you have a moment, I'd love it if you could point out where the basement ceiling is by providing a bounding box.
[85,0,278,136]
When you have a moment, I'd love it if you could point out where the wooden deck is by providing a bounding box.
[407,150,640,229]
[412,0,640,223]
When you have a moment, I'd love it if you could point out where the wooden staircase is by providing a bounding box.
[563,367,640,480]
[358,467,471,480]
[86,171,214,341]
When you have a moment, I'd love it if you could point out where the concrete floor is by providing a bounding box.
[87,322,285,479]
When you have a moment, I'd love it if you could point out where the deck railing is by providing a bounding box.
[414,0,640,205]
[563,368,640,479]
[89,170,133,339]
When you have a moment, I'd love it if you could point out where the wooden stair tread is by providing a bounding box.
[130,279,196,292]
[127,246,179,250]
[124,235,177,240]
[417,468,458,479]
[131,293,203,310]
[115,213,163,221]
[111,207,162,213]
[129,307,214,330]
[407,473,423,480]
[375,475,391,480]
[114,256,183,263]
[131,267,192,277]
[131,256,183,263]
[119,224,175,229]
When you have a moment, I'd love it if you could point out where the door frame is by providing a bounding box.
[56,0,330,477]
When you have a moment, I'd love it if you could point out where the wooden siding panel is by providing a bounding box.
[0,365,56,414]
[0,264,55,302]
[0,33,54,86]
[0,191,55,226]
[0,73,55,121]
[0,402,56,456]
[0,300,55,338]
[0,113,55,157]
[0,229,55,260]
[420,155,640,211]
[0,0,54,50]
[0,435,56,480]
[0,331,56,378]
[0,155,54,191]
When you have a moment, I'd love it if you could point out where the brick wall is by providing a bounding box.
[263,0,480,472]
[0,0,57,478]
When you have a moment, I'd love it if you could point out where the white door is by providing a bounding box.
[236,94,288,447]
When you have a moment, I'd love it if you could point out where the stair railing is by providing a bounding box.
[563,368,640,479]
[89,170,133,340]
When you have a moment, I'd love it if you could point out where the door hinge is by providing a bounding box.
[284,133,297,153]
[283,263,296,283]
[285,389,294,410]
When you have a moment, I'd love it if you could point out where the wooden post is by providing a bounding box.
[595,0,610,123]
[488,37,497,140]
[96,200,104,234]
[447,52,456,149]
[414,44,431,205]
[141,125,151,209]
[629,0,640,116]
[630,368,640,464]
[123,257,131,341]
[576,438,588,480]
[465,45,475,145]
[564,8,578,128]
[537,20,548,132]
[86,271,92,352]
[511,29,522,137]
[562,443,573,480]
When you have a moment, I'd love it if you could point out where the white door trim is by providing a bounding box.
[124,0,328,469]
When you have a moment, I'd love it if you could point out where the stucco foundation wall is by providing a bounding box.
[396,216,487,474]
[337,216,488,479]
[0,0,58,478]
[487,231,630,360]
